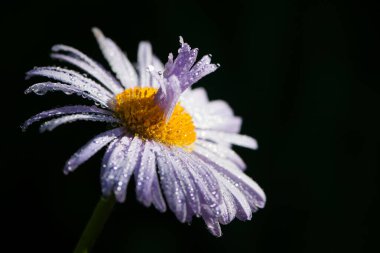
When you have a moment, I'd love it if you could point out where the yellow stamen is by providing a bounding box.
[114,87,196,147]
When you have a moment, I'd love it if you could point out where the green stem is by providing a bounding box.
[73,196,116,253]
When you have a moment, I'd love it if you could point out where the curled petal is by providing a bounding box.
[154,76,181,120]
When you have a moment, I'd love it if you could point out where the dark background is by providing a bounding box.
[1,0,379,252]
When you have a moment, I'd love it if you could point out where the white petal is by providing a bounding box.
[195,140,246,169]
[194,115,242,133]
[137,41,153,87]
[197,130,258,150]
[92,28,138,88]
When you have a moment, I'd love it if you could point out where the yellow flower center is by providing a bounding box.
[114,87,196,147]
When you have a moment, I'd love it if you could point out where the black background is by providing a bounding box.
[1,0,379,252]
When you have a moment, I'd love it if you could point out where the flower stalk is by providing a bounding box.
[73,196,116,253]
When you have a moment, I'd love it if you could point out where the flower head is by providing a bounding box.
[23,28,266,236]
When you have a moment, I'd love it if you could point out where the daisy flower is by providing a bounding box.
[23,28,266,237]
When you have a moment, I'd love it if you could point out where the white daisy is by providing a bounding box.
[23,28,266,237]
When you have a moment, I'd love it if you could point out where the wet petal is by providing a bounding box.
[51,44,123,94]
[195,140,246,169]
[64,127,124,174]
[137,41,153,87]
[26,66,113,99]
[101,136,131,196]
[92,27,138,88]
[114,137,143,202]
[197,130,258,150]
[21,105,112,131]
[155,145,187,222]
[194,149,266,209]
[154,76,182,120]
[39,114,119,132]
[25,82,110,108]
[211,171,252,221]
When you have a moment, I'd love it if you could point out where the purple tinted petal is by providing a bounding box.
[51,46,123,94]
[134,140,166,212]
[26,67,113,99]
[92,28,138,88]
[64,127,124,174]
[135,141,156,206]
[150,170,167,212]
[51,44,121,93]
[100,138,119,194]
[212,171,252,221]
[164,37,198,82]
[186,55,218,87]
[154,76,182,120]
[39,114,119,132]
[25,82,110,108]
[114,137,143,202]
[203,213,222,237]
[163,37,218,91]
[21,105,112,131]
[194,149,266,209]
[217,183,237,225]
[155,145,187,222]
[176,150,222,211]
[169,149,201,216]
[101,135,132,196]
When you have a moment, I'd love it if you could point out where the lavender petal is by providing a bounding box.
[25,82,110,108]
[39,114,119,132]
[21,105,112,131]
[64,127,124,174]
[114,137,143,202]
[26,66,113,100]
[51,44,123,94]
